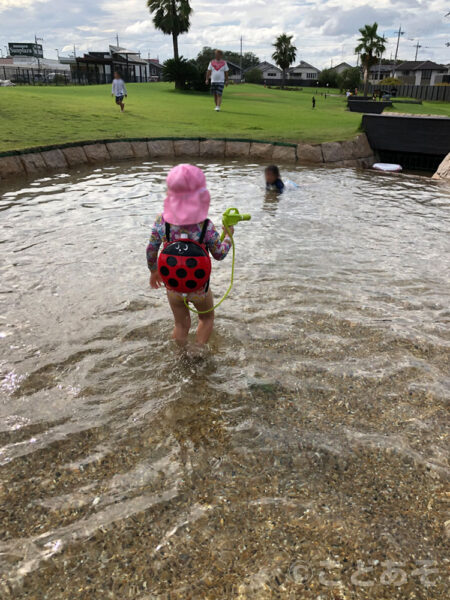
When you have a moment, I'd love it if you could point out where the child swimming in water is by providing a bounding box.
[147,164,233,346]
[265,165,284,193]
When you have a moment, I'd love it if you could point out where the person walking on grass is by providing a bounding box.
[112,71,127,112]
[312,96,316,109]
[206,49,229,112]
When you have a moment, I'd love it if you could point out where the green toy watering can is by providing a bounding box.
[220,207,251,241]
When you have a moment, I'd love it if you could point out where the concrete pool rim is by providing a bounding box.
[0,135,377,182]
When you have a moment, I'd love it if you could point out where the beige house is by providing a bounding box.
[330,62,353,75]
[393,61,447,86]
[288,61,321,81]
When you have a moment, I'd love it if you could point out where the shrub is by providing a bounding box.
[244,68,263,84]
[379,77,402,85]
[162,57,207,91]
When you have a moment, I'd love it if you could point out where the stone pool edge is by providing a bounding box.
[0,136,376,182]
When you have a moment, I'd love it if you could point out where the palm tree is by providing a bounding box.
[147,0,192,61]
[355,22,387,96]
[272,34,297,88]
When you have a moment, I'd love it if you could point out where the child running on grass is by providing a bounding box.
[147,164,234,346]
[111,72,127,112]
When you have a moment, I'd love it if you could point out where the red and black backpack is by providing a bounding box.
[157,220,212,294]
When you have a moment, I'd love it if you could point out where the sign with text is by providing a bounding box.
[8,43,44,59]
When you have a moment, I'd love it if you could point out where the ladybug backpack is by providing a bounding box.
[157,220,212,294]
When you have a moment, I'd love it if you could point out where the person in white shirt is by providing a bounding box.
[206,49,229,112]
[111,72,127,112]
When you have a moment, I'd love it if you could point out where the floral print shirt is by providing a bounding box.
[146,214,232,272]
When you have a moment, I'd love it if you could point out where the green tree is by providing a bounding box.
[271,33,297,88]
[318,68,340,88]
[147,0,192,63]
[226,51,259,70]
[244,68,263,84]
[355,22,387,96]
[339,67,361,91]
[195,46,259,77]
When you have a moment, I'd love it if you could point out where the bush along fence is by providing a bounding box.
[0,135,376,182]
[368,83,450,102]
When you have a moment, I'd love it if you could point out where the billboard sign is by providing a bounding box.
[8,43,44,59]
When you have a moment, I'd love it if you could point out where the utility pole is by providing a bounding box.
[239,35,243,82]
[393,25,405,65]
[35,34,43,72]
[116,33,120,48]
[414,40,422,61]
[73,45,77,59]
[55,49,59,60]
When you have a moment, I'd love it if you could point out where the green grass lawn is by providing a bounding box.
[0,83,449,153]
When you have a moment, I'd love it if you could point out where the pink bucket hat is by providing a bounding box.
[163,164,211,226]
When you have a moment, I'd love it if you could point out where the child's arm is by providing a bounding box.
[147,215,164,288]
[123,81,127,97]
[205,220,233,261]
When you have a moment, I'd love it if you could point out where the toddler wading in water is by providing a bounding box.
[265,165,284,192]
[147,164,233,346]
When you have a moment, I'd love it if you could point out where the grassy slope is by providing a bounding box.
[0,83,449,153]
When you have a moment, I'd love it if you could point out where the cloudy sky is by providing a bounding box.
[0,0,449,67]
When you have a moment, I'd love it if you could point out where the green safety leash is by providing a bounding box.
[183,208,250,315]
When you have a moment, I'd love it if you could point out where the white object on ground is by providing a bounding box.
[0,80,16,87]
[284,179,300,190]
[372,163,403,172]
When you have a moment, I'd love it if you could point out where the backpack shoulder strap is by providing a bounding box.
[165,221,170,242]
[199,219,209,245]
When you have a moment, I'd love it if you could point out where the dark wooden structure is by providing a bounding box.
[73,46,148,85]
[363,114,450,171]
[347,96,372,101]
[348,100,392,114]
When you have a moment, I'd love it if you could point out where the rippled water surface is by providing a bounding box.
[1,161,449,599]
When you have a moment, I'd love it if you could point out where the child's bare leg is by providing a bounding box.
[217,93,222,107]
[192,290,214,345]
[167,291,191,345]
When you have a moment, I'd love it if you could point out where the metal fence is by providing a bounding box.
[1,66,156,85]
[369,83,450,102]
[1,66,72,85]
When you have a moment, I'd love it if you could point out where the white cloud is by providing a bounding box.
[0,0,448,66]
[0,0,48,11]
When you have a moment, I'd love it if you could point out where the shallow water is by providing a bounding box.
[0,161,449,599]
